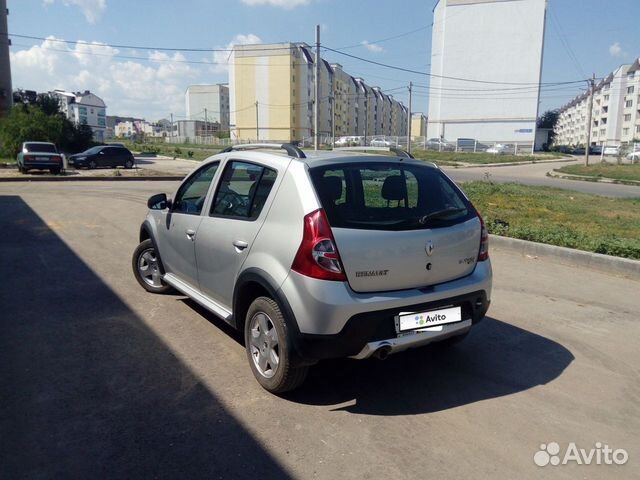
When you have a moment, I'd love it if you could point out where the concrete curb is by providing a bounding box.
[547,169,640,187]
[0,175,184,182]
[490,234,640,280]
[454,157,574,169]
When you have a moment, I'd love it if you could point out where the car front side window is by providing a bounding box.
[172,162,220,215]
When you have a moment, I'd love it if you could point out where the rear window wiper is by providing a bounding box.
[418,207,467,224]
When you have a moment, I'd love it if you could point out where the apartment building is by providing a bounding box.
[185,84,230,130]
[52,90,107,142]
[427,0,546,144]
[411,113,428,138]
[555,59,640,147]
[229,42,408,143]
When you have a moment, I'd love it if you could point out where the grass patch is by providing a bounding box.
[411,149,563,165]
[556,163,640,182]
[119,140,223,162]
[462,181,640,260]
[0,157,16,164]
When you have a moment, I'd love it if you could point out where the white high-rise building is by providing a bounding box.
[185,84,229,130]
[52,90,107,142]
[427,0,547,145]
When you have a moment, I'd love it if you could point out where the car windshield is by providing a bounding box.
[309,161,474,231]
[82,146,104,155]
[24,143,57,153]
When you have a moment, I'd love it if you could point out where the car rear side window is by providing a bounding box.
[210,161,277,220]
[309,162,474,231]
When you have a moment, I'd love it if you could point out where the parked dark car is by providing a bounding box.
[69,145,135,169]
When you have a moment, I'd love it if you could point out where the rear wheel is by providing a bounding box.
[245,296,308,394]
[88,160,97,170]
[124,158,134,169]
[49,167,61,175]
[132,239,171,294]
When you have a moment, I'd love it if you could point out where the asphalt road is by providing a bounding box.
[443,159,640,198]
[1,181,638,479]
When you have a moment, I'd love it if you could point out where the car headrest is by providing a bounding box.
[381,175,407,201]
[320,176,343,202]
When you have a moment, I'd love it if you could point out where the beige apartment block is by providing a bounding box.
[230,42,408,143]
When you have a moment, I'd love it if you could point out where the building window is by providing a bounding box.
[636,125,640,134]
[626,100,633,108]
[623,128,629,136]
[628,86,635,94]
[604,95,609,101]
[624,114,632,122]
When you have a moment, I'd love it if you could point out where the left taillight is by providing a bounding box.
[52,156,62,163]
[477,213,489,261]
[291,208,347,281]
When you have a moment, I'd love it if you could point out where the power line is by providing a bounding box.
[334,25,431,50]
[6,33,304,53]
[322,46,589,86]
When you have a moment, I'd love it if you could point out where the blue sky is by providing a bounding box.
[7,0,640,120]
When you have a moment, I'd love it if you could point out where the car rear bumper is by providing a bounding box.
[23,160,61,168]
[279,260,492,362]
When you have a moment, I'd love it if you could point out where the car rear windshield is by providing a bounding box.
[24,143,57,153]
[309,161,475,231]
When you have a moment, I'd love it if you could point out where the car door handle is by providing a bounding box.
[233,240,249,251]
[185,229,196,240]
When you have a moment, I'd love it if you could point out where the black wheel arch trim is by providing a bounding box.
[233,268,313,366]
[138,221,166,275]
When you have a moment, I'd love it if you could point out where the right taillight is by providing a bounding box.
[477,212,489,261]
[291,208,347,281]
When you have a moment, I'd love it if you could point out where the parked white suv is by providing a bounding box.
[132,144,492,393]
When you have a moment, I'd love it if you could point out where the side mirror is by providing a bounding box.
[147,193,171,210]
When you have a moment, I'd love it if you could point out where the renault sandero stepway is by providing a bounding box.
[132,144,492,393]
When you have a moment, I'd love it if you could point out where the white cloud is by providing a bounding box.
[240,0,309,8]
[361,40,384,53]
[609,42,625,57]
[212,33,262,74]
[10,36,197,120]
[43,0,107,24]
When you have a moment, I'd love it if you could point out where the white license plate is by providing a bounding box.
[397,306,462,332]
[36,156,49,161]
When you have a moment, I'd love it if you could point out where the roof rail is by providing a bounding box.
[333,146,415,159]
[220,143,306,159]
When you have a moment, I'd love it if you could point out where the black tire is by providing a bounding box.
[88,160,97,170]
[18,164,24,173]
[131,239,172,294]
[124,158,134,169]
[49,167,61,175]
[244,296,308,394]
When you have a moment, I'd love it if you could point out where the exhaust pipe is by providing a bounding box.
[373,345,392,360]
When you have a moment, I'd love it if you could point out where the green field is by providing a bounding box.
[555,163,640,183]
[462,181,640,260]
[0,157,16,164]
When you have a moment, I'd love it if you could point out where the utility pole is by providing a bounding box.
[0,0,12,117]
[331,94,336,148]
[255,101,259,141]
[204,108,208,137]
[407,82,413,154]
[584,73,595,166]
[314,24,320,151]
[170,112,174,139]
[364,90,368,146]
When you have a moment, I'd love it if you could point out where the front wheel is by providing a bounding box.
[132,239,171,294]
[124,158,134,169]
[88,160,97,170]
[245,297,308,394]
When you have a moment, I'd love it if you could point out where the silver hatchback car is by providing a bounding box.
[132,144,492,393]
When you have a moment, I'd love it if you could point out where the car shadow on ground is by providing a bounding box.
[181,293,574,417]
[0,196,292,479]
[283,317,574,415]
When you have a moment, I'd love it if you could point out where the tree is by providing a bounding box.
[537,109,560,147]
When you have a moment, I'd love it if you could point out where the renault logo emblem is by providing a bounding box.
[426,240,434,256]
